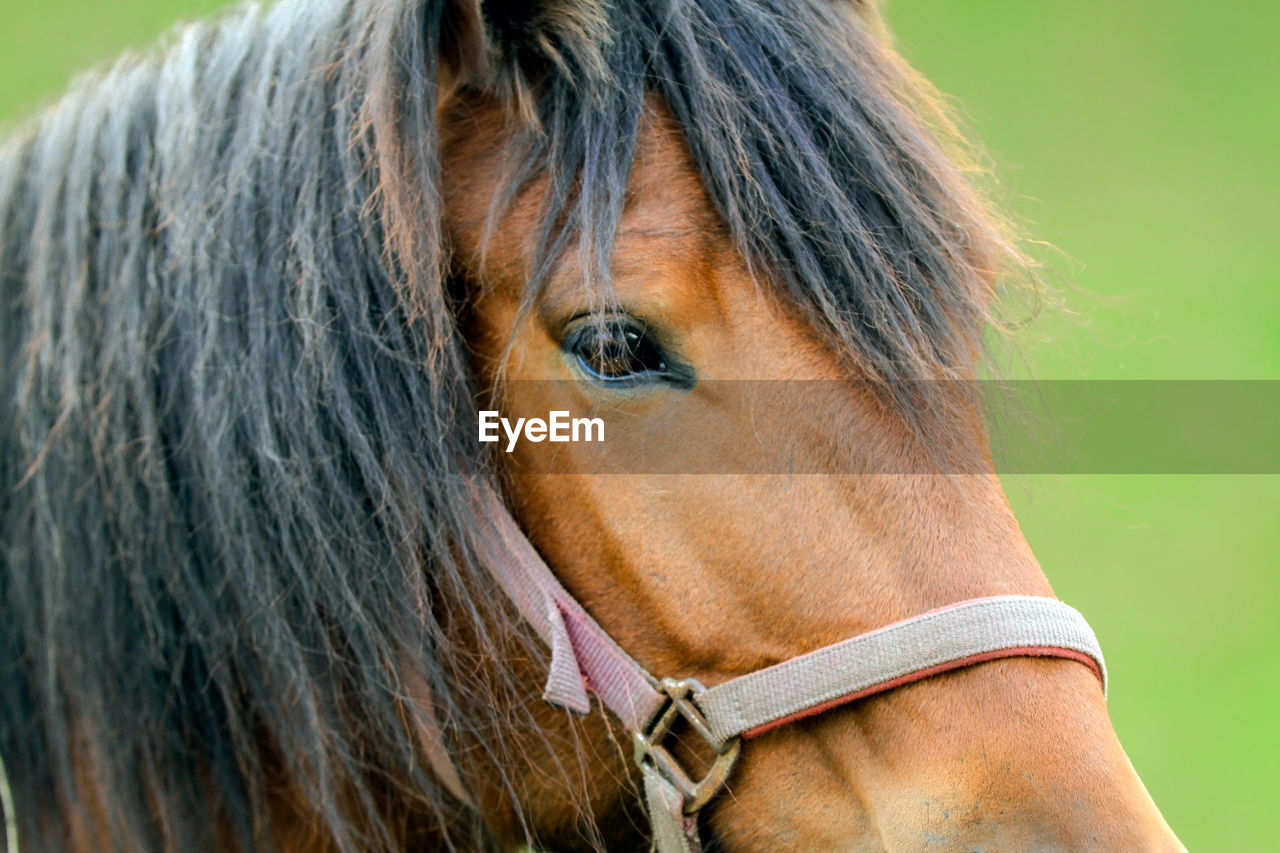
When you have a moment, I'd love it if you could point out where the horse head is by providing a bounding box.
[0,0,1184,849]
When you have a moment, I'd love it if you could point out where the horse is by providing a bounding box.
[0,0,1184,849]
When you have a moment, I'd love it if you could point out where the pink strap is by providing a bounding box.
[471,486,664,730]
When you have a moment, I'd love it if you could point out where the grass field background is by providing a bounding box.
[1,1,1276,849]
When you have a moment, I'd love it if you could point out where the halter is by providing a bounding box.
[472,487,1106,852]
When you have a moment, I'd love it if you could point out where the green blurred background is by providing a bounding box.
[1,1,1275,849]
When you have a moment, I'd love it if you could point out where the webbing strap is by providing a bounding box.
[697,595,1106,743]
[644,772,703,853]
[471,486,664,729]
[470,486,1108,853]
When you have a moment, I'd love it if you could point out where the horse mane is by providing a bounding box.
[0,0,1025,850]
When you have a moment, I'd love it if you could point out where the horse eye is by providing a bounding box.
[565,320,671,384]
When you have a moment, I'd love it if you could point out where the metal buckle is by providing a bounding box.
[633,678,742,815]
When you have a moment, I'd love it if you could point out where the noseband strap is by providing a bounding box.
[471,488,1107,852]
[696,595,1105,742]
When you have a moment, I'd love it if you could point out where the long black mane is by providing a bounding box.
[0,0,1022,849]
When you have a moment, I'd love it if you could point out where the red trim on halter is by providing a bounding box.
[740,646,1104,740]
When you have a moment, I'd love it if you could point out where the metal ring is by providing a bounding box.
[633,678,742,815]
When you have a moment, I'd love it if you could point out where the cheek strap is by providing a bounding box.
[470,486,1107,853]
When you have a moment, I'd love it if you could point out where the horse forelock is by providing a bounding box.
[0,0,1027,849]
[423,0,1028,422]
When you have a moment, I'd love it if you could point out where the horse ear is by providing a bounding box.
[477,0,556,55]
[439,0,608,90]
[843,0,883,20]
[835,0,891,40]
[437,0,489,88]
